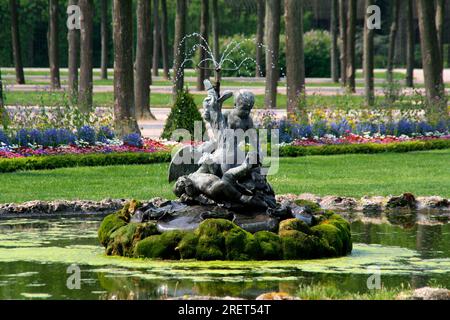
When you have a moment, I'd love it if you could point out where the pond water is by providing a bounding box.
[0,216,449,300]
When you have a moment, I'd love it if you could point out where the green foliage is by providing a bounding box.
[161,89,205,141]
[0,152,171,173]
[279,139,450,157]
[216,31,331,78]
[303,30,331,78]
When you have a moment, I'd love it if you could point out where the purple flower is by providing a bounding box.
[97,126,115,143]
[123,133,143,148]
[77,126,97,145]
[0,130,10,146]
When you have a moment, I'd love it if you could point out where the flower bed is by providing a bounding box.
[0,126,169,159]
[288,133,450,147]
[0,138,168,159]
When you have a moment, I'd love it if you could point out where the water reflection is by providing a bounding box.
[0,216,449,299]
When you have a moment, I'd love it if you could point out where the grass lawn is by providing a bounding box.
[5,90,424,110]
[0,150,448,203]
[3,90,290,108]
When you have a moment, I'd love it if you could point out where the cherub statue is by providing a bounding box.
[174,155,269,210]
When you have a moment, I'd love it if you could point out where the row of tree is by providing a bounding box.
[5,0,449,134]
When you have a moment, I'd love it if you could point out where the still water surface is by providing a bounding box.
[0,216,449,299]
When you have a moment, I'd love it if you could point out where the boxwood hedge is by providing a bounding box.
[0,139,448,173]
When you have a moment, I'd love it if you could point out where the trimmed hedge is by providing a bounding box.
[279,139,450,157]
[0,152,171,173]
[0,139,449,173]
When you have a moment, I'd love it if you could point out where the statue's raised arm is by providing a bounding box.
[203,79,232,141]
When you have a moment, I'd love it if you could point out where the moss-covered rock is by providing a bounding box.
[294,199,321,213]
[106,222,158,257]
[178,232,199,260]
[98,213,128,247]
[98,207,352,261]
[254,231,283,260]
[194,219,259,261]
[134,230,186,259]
[118,199,142,221]
[279,218,312,235]
[311,213,352,256]
[224,227,259,261]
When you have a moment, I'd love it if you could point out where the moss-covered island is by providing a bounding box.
[98,200,352,261]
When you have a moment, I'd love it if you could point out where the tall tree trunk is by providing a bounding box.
[346,0,356,92]
[173,0,187,95]
[0,68,8,129]
[113,0,140,136]
[152,0,161,77]
[0,68,4,111]
[406,0,415,87]
[363,0,375,106]
[100,0,108,80]
[10,0,25,84]
[160,0,170,80]
[78,0,94,113]
[68,0,80,101]
[264,0,281,109]
[330,0,339,83]
[339,0,348,86]
[27,33,34,67]
[255,0,265,78]
[416,0,447,123]
[135,0,155,120]
[285,0,305,119]
[387,0,400,84]
[395,12,407,66]
[435,0,445,66]
[49,0,61,89]
[212,0,220,63]
[197,0,209,91]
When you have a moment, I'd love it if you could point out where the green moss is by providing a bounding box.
[315,213,353,255]
[294,199,322,213]
[178,233,199,260]
[280,230,336,259]
[100,211,352,261]
[311,224,345,256]
[118,199,142,221]
[279,218,312,235]
[280,230,308,259]
[194,219,233,261]
[98,213,127,247]
[224,228,259,261]
[254,231,283,260]
[134,230,186,260]
[106,222,158,257]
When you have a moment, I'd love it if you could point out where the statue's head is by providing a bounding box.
[234,90,255,118]
[174,176,198,198]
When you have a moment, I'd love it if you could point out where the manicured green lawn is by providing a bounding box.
[0,150,448,203]
[5,90,424,110]
[4,90,289,108]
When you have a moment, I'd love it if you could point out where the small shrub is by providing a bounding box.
[161,89,205,141]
